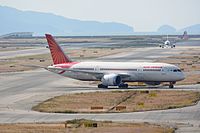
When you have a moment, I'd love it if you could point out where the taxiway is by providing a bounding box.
[0,46,200,133]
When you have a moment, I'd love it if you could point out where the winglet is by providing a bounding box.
[45,34,71,64]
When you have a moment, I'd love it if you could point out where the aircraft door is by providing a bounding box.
[137,68,144,81]
[94,66,100,72]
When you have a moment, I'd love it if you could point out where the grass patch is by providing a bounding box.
[32,90,200,113]
[54,110,78,113]
[137,102,145,108]
[140,90,150,94]
[149,92,157,97]
[0,119,175,133]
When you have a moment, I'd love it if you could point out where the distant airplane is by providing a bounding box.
[43,34,185,88]
[159,35,176,48]
[181,31,189,40]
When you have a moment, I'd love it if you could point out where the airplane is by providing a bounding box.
[159,35,176,48]
[44,34,185,89]
[181,31,189,40]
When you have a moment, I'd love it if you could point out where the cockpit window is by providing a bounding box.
[173,69,181,72]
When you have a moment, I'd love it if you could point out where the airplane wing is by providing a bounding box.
[47,67,130,80]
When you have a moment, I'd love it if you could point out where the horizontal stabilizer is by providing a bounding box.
[21,64,47,69]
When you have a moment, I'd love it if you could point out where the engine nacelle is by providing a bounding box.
[101,74,122,86]
[145,82,161,85]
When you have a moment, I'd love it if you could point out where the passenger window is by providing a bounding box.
[173,69,177,72]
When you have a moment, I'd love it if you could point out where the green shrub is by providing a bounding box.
[149,92,157,97]
[137,102,144,107]
[140,90,149,94]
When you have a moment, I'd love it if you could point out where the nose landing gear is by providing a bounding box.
[169,84,174,88]
[169,82,176,88]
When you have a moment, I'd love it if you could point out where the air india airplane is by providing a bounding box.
[45,34,185,88]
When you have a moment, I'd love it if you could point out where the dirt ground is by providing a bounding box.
[32,90,200,113]
[0,120,174,133]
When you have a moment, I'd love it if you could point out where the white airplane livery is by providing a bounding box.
[159,35,175,48]
[45,34,185,88]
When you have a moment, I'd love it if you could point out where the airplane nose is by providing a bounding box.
[179,72,185,81]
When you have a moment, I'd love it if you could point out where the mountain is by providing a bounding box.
[179,24,200,34]
[157,25,176,34]
[157,24,200,35]
[0,6,134,36]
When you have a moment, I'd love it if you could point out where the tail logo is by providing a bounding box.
[45,34,71,64]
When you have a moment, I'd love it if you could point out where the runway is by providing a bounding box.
[1,46,200,132]
[97,46,193,62]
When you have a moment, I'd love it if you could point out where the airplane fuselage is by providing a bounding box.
[48,62,185,82]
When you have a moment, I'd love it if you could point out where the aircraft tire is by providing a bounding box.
[119,84,128,89]
[98,84,108,88]
[169,84,174,88]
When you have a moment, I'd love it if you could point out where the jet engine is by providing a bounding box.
[101,74,122,86]
[145,82,161,85]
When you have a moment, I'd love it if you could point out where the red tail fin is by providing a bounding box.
[45,34,71,64]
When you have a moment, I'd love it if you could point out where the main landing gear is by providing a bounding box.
[97,83,129,89]
[118,83,128,89]
[98,84,108,88]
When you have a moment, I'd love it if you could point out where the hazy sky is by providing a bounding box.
[0,0,199,32]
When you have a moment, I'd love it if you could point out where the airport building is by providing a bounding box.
[0,32,33,38]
